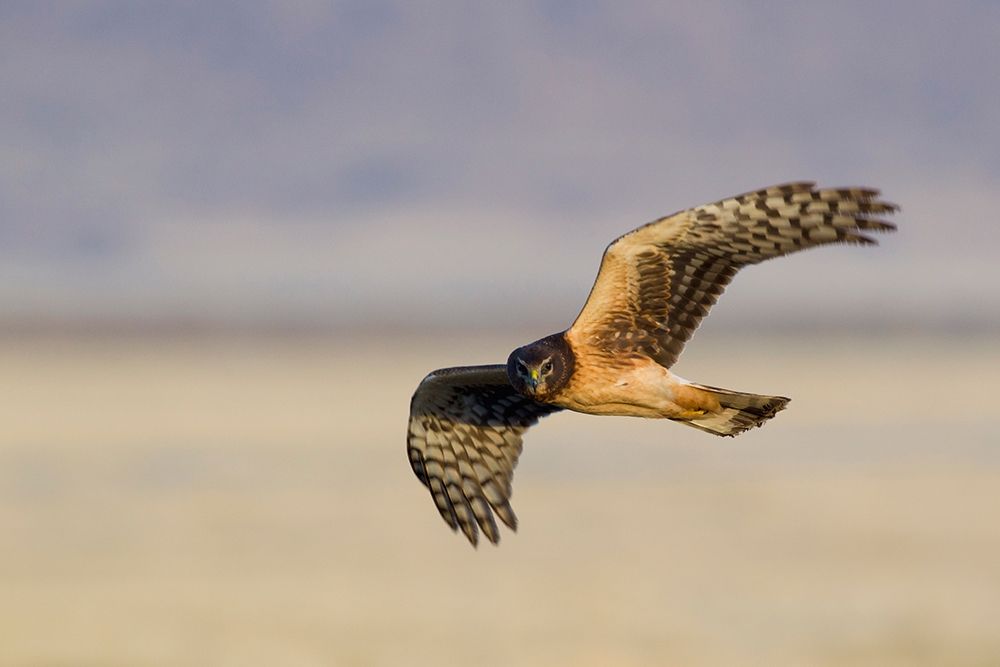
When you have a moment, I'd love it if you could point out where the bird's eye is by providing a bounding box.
[517,361,528,373]
[542,361,553,374]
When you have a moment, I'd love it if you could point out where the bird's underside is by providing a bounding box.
[407,182,898,545]
[545,345,789,431]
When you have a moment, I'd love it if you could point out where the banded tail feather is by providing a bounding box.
[676,382,790,437]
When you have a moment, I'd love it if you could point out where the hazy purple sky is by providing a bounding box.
[3,1,998,330]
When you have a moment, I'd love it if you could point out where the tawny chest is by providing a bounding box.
[555,356,678,412]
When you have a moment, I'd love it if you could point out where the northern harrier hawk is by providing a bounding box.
[407,182,897,545]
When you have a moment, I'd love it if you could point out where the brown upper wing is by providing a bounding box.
[407,365,562,546]
[567,182,898,367]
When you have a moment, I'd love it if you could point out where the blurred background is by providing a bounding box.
[1,2,998,665]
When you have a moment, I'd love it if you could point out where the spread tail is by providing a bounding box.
[677,382,790,437]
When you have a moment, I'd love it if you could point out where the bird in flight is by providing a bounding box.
[407,182,897,546]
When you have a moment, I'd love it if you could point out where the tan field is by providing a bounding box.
[1,331,998,666]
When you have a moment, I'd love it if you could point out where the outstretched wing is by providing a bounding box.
[407,365,562,546]
[567,182,897,367]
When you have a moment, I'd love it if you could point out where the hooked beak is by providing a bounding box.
[526,368,540,392]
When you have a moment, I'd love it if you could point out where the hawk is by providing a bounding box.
[407,182,897,545]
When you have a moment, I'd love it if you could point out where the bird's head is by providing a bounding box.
[506,333,573,400]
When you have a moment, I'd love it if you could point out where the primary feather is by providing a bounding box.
[568,182,897,367]
[407,365,562,545]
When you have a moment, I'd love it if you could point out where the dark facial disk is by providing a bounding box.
[506,333,574,401]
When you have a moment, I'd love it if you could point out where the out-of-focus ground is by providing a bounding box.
[1,331,998,666]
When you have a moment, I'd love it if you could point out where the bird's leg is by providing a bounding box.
[670,382,722,418]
